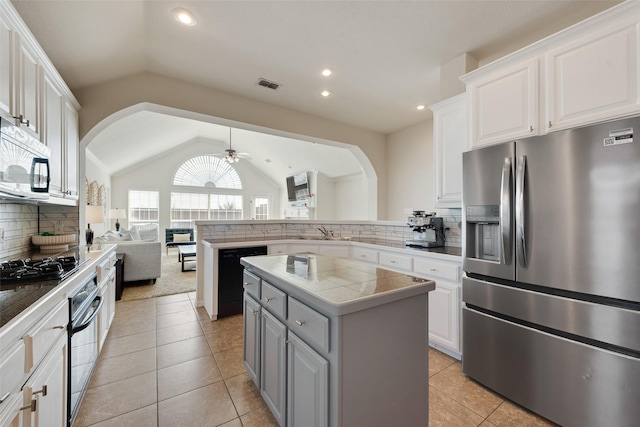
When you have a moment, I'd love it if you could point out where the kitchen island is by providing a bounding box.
[241,253,435,427]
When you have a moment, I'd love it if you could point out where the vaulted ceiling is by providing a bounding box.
[12,0,621,180]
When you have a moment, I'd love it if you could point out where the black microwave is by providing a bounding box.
[0,119,50,201]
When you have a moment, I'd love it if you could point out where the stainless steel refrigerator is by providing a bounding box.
[462,116,640,427]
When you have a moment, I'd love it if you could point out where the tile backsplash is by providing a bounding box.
[199,209,463,248]
[0,203,79,259]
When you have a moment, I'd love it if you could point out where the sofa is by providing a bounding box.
[95,224,161,283]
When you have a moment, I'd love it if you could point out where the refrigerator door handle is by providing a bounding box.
[516,155,527,267]
[500,157,512,265]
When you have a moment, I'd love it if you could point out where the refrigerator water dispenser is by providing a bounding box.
[466,205,501,262]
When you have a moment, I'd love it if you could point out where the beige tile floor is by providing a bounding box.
[75,292,558,427]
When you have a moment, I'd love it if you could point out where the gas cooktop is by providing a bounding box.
[0,246,86,328]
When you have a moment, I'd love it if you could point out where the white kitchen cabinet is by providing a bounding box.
[545,15,640,132]
[351,246,378,264]
[269,244,289,255]
[427,281,459,352]
[463,2,640,147]
[260,308,286,426]
[43,72,63,197]
[63,101,79,200]
[14,34,39,138]
[317,244,350,259]
[288,242,317,254]
[413,256,462,357]
[0,12,13,117]
[97,260,116,353]
[467,58,538,148]
[21,333,67,427]
[287,331,328,427]
[431,93,467,207]
[43,72,79,204]
[0,392,22,427]
[378,250,413,272]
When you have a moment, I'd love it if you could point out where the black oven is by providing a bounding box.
[67,273,103,427]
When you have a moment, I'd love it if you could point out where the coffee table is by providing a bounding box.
[178,244,196,272]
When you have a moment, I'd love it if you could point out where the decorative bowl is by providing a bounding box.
[31,234,76,252]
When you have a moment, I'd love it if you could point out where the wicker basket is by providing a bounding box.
[31,234,76,252]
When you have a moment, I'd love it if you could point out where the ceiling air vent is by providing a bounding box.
[258,78,281,90]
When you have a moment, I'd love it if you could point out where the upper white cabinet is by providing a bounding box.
[431,93,467,207]
[0,0,80,205]
[545,15,640,132]
[0,12,13,116]
[466,58,538,148]
[463,2,640,147]
[15,34,40,137]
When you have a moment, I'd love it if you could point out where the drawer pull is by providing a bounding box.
[360,254,366,257]
[295,320,305,326]
[0,392,10,404]
[20,400,36,412]
[53,325,65,330]
[252,310,259,315]
[33,385,47,397]
[430,268,437,271]
[264,297,273,302]
[390,260,396,263]
[244,282,253,286]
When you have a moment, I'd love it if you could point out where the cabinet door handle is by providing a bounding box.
[0,392,10,404]
[53,325,65,330]
[33,385,47,397]
[390,260,396,264]
[295,320,305,326]
[264,297,272,302]
[548,121,552,128]
[529,125,533,132]
[20,400,36,412]
[252,310,259,315]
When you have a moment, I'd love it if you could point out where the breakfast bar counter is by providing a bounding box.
[240,253,434,427]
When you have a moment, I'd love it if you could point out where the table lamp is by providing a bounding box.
[109,208,127,231]
[86,205,104,245]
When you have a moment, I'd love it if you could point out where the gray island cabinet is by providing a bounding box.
[240,253,435,427]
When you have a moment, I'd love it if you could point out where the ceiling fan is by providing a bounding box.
[216,128,250,163]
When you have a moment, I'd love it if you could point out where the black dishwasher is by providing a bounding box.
[218,246,268,317]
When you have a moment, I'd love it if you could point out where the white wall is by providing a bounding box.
[386,120,434,221]
[333,173,367,220]
[110,138,280,237]
[75,72,385,219]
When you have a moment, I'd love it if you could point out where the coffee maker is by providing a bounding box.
[405,211,446,248]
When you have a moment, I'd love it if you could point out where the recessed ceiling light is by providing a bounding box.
[417,105,425,110]
[321,90,333,97]
[172,8,197,26]
[321,68,333,77]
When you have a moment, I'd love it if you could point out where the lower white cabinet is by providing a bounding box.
[21,333,67,427]
[287,332,328,427]
[97,255,116,352]
[428,281,460,352]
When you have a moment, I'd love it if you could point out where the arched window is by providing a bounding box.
[173,155,242,189]
[171,156,244,227]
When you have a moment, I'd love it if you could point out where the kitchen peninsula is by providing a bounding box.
[241,253,435,426]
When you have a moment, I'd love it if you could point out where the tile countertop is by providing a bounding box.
[241,253,436,316]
